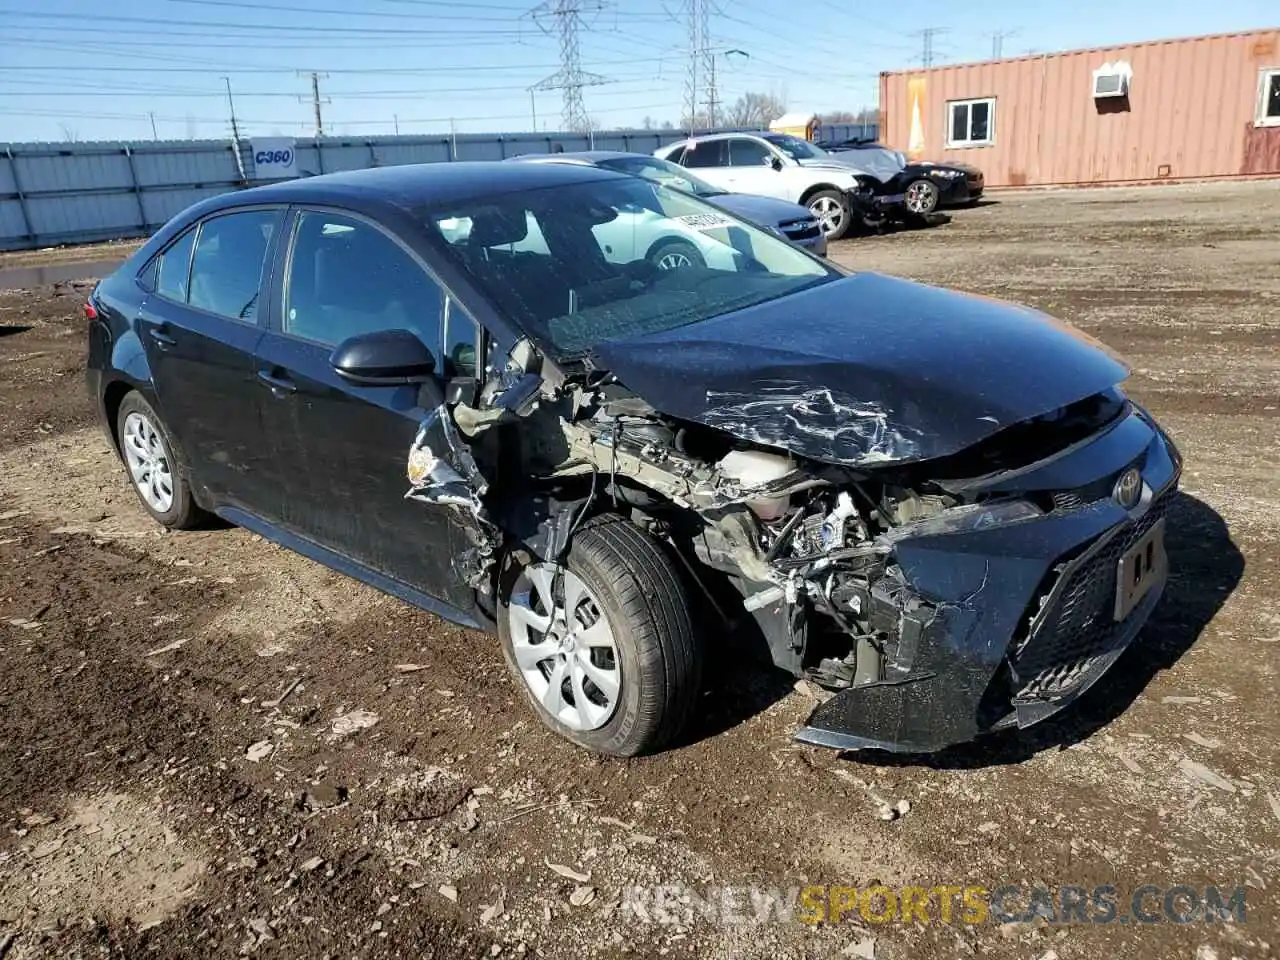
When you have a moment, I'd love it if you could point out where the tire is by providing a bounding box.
[805,189,853,242]
[903,178,940,217]
[649,238,705,272]
[115,391,204,530]
[498,515,701,757]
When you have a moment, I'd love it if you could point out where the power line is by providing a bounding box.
[527,0,610,132]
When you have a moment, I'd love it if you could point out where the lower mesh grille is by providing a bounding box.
[1013,491,1171,699]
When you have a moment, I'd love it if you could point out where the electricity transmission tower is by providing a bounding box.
[912,27,947,67]
[990,29,1017,59]
[678,0,717,132]
[528,0,609,132]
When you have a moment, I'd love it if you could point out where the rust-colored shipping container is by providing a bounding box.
[879,29,1280,188]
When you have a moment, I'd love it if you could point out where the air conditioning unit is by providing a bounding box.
[1092,60,1133,99]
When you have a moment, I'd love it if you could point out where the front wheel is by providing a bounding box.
[806,189,854,241]
[498,516,701,757]
[904,178,940,217]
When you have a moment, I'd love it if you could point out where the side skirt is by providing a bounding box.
[216,506,486,632]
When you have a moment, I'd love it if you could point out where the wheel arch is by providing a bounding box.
[799,183,848,206]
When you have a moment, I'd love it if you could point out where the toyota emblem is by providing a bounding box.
[1113,467,1142,509]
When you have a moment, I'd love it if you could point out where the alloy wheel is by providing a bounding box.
[506,562,622,732]
[905,180,938,215]
[656,250,693,270]
[121,411,175,514]
[808,195,846,237]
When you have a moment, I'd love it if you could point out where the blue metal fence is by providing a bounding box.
[0,124,876,252]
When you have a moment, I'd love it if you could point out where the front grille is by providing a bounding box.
[1013,491,1171,699]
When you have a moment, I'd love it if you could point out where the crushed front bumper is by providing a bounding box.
[795,407,1182,753]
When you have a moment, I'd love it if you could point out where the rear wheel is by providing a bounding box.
[115,391,204,530]
[498,516,701,757]
[904,178,940,217]
[806,189,853,241]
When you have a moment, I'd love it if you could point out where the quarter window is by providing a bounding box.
[947,98,996,147]
[1259,69,1280,126]
[155,228,196,303]
[284,211,444,353]
[728,138,773,167]
[443,299,481,379]
[188,210,278,321]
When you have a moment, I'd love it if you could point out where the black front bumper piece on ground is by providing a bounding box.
[794,406,1182,753]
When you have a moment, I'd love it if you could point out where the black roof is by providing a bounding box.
[226,160,627,211]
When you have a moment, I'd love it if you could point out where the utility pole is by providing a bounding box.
[527,0,609,132]
[528,88,538,131]
[990,29,1017,59]
[148,112,158,140]
[222,76,247,180]
[299,71,330,138]
[913,27,947,68]
[393,114,400,135]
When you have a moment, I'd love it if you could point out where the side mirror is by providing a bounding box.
[766,155,783,171]
[330,329,436,386]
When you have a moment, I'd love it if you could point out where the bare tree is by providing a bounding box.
[58,124,80,142]
[723,92,787,129]
[820,108,878,125]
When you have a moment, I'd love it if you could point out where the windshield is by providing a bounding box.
[596,155,725,198]
[762,134,828,161]
[429,178,835,361]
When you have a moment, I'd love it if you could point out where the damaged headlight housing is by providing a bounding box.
[882,498,1043,543]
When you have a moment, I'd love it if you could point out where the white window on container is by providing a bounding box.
[946,97,996,147]
[1258,68,1280,127]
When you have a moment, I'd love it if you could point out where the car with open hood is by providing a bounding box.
[85,160,1180,758]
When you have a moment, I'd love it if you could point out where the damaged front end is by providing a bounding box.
[403,317,1180,754]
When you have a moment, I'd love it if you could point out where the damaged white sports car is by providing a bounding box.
[87,161,1181,758]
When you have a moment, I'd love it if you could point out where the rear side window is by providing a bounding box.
[682,140,726,168]
[155,228,196,302]
[284,211,444,352]
[664,146,687,164]
[188,210,279,322]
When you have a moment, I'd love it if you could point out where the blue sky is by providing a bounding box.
[0,0,1275,143]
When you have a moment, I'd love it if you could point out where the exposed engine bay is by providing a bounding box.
[403,332,1171,732]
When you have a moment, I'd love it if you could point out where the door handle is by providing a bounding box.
[148,327,177,347]
[256,369,297,394]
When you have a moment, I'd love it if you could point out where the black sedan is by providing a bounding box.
[819,139,985,215]
[86,161,1179,757]
[509,150,827,257]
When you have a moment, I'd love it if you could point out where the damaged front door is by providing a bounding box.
[253,208,484,610]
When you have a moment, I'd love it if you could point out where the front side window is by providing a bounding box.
[1259,69,1280,126]
[947,98,996,147]
[188,210,278,321]
[155,227,196,303]
[284,211,444,353]
[428,177,835,361]
[443,299,481,378]
[728,138,773,167]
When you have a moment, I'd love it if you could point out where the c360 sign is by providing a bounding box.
[250,138,298,179]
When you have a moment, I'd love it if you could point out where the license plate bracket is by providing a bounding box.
[1114,517,1167,621]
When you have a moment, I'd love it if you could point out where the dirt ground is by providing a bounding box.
[1,180,1277,960]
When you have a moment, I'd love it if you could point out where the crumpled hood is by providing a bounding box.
[801,152,901,183]
[709,192,817,227]
[589,273,1130,467]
